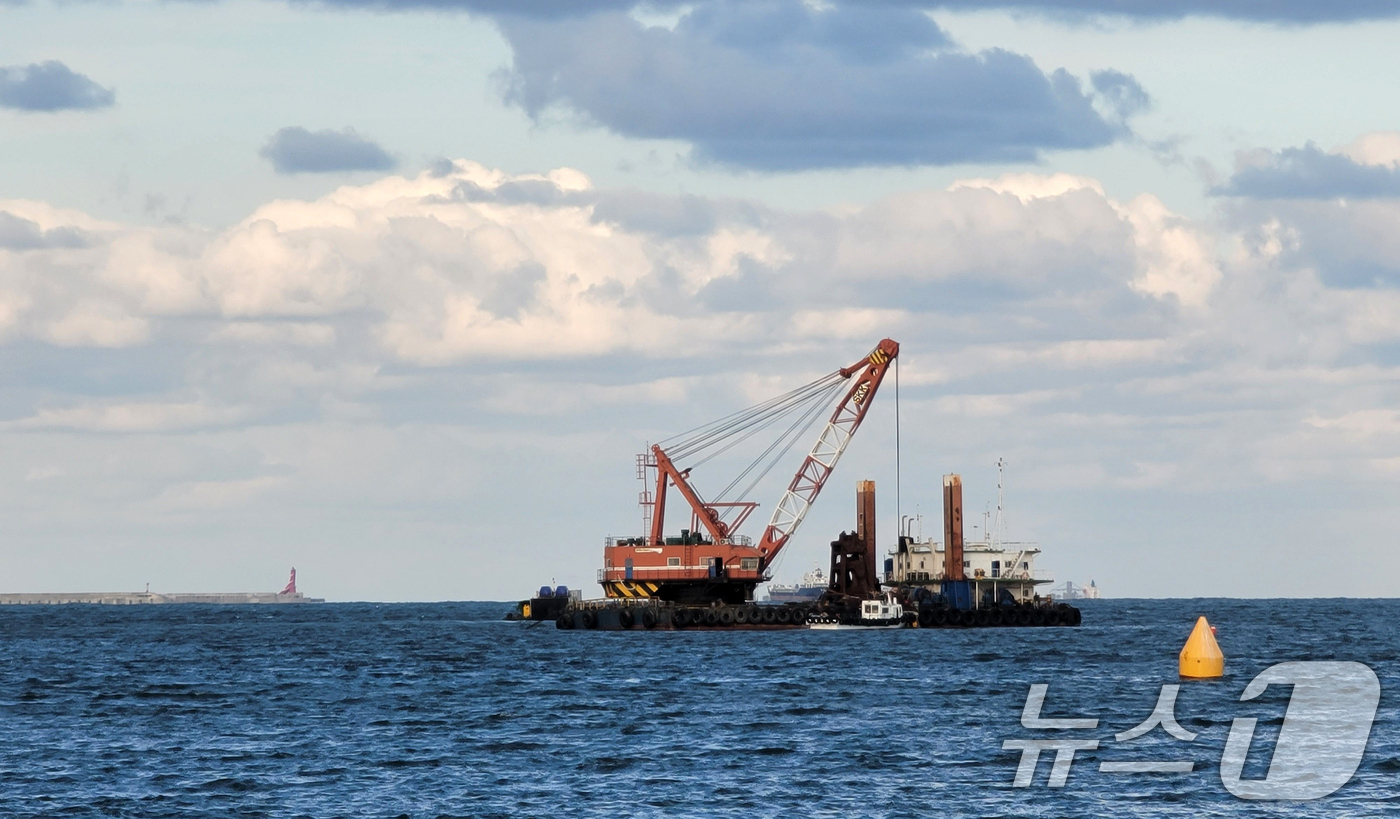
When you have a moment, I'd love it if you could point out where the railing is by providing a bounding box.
[603,534,754,548]
[598,566,769,583]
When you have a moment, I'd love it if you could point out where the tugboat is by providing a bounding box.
[808,591,904,629]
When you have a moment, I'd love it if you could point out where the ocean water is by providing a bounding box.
[1,598,1397,818]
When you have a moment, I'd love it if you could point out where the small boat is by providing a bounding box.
[808,592,904,630]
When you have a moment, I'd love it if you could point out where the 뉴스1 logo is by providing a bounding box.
[1003,661,1380,800]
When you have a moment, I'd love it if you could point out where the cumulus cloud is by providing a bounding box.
[0,211,89,250]
[0,160,1212,359]
[925,0,1400,23]
[1211,133,1400,288]
[0,61,114,112]
[259,126,397,174]
[498,2,1139,170]
[1215,140,1400,199]
[6,158,1400,598]
[235,0,1400,24]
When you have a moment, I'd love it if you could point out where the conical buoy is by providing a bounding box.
[1179,616,1224,678]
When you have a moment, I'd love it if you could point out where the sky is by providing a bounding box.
[2,0,1399,601]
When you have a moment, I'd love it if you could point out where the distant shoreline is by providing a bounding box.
[0,592,323,605]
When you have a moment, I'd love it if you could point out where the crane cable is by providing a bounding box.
[714,379,845,504]
[895,355,901,542]
[661,372,843,462]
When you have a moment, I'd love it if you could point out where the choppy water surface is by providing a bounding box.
[2,599,1398,817]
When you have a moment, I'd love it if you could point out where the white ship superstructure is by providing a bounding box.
[885,459,1054,605]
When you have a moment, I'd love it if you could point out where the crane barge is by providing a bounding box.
[532,337,1079,631]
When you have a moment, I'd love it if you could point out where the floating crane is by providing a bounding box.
[600,339,899,604]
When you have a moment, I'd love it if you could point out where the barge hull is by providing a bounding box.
[555,601,1081,631]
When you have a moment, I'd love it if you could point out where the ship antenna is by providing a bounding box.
[995,457,1005,547]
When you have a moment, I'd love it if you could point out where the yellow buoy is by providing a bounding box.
[1179,616,1224,678]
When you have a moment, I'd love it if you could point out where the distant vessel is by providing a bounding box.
[0,568,323,605]
[1050,580,1101,600]
[763,566,827,603]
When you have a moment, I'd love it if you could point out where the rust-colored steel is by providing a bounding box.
[829,480,880,599]
[856,479,877,585]
[943,474,964,581]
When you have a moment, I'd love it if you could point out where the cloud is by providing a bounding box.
[1215,141,1400,200]
[0,211,89,250]
[306,0,639,14]
[6,400,249,433]
[0,160,1208,360]
[497,2,1139,170]
[1210,134,1400,288]
[8,158,1400,598]
[0,61,115,112]
[923,0,1400,24]
[259,127,397,174]
[229,0,1400,25]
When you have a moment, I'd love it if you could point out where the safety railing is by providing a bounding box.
[598,565,767,582]
[603,534,754,548]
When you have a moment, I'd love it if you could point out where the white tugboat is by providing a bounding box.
[809,591,904,629]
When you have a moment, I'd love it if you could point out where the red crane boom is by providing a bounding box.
[601,339,900,604]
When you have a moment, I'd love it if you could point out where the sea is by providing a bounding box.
[1,598,1397,818]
